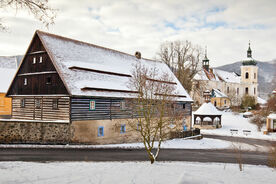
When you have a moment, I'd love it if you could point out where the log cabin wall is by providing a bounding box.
[12,96,70,121]
[71,97,192,121]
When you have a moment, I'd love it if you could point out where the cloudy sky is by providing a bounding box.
[0,0,275,67]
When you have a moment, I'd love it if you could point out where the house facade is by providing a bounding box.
[191,43,258,107]
[3,30,193,144]
[0,57,18,118]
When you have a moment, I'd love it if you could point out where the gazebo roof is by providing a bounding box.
[194,102,222,116]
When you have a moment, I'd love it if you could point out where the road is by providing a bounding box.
[203,134,276,147]
[0,148,269,166]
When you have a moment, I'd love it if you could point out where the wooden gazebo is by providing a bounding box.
[193,90,222,129]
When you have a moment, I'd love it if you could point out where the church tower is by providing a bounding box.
[202,47,209,71]
[240,41,258,97]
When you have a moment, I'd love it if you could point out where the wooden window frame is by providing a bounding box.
[120,101,126,110]
[20,99,25,108]
[52,99,58,110]
[89,100,96,110]
[35,99,41,109]
[23,78,28,86]
[98,126,104,137]
[120,124,126,134]
[39,56,43,63]
[46,76,52,85]
[182,103,186,109]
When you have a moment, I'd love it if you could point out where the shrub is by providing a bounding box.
[241,95,256,110]
[250,114,266,131]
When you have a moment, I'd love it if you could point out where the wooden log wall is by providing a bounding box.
[12,96,70,121]
[71,97,192,121]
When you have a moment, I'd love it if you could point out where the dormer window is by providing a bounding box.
[39,56,43,63]
[33,57,36,64]
[24,78,27,86]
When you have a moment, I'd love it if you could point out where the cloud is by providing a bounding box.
[0,0,275,67]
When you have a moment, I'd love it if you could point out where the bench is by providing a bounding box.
[243,130,251,136]
[230,129,238,135]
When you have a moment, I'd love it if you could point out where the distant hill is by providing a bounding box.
[216,60,276,99]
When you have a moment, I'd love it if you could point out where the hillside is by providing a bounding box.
[216,60,276,99]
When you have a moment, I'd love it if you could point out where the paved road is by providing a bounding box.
[0,148,269,166]
[203,134,276,147]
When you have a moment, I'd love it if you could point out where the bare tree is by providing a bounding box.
[227,88,241,107]
[157,40,203,93]
[127,63,184,164]
[0,0,56,30]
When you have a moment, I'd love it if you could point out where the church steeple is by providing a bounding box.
[202,46,209,71]
[247,41,252,58]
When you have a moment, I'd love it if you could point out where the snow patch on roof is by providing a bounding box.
[0,68,17,93]
[193,102,222,115]
[268,114,276,119]
[38,31,192,101]
[257,97,267,104]
[213,69,240,83]
[212,89,228,98]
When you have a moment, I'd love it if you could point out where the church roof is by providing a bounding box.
[193,68,241,84]
[212,89,228,98]
[32,31,192,101]
[193,102,222,116]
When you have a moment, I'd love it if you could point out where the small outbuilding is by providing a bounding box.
[211,88,230,109]
[265,114,276,134]
[193,90,222,129]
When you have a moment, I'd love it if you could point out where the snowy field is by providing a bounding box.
[200,111,276,140]
[0,161,275,184]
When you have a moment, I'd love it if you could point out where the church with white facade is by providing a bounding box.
[191,43,258,107]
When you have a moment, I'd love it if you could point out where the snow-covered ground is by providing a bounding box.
[0,161,275,184]
[0,137,268,152]
[199,111,276,140]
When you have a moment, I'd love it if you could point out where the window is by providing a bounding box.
[137,123,141,131]
[120,124,126,134]
[182,104,186,109]
[89,100,96,110]
[98,126,104,137]
[227,87,229,93]
[254,73,256,79]
[46,76,52,84]
[224,100,227,104]
[237,88,239,95]
[245,87,249,95]
[33,57,36,64]
[254,88,256,95]
[20,99,25,108]
[39,56,43,63]
[35,99,41,109]
[214,101,217,107]
[245,72,249,79]
[53,99,58,109]
[121,101,126,110]
[24,78,28,86]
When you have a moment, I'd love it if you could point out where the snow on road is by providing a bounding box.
[0,161,275,184]
[200,111,276,140]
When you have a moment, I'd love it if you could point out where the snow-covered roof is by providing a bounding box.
[272,89,276,94]
[193,102,222,115]
[257,97,267,104]
[0,68,17,93]
[0,56,17,69]
[37,31,192,102]
[193,68,241,84]
[212,88,228,98]
[268,114,276,119]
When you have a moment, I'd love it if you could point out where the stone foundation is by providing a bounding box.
[0,120,72,144]
[0,116,191,144]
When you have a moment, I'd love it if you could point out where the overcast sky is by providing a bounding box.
[0,0,275,67]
